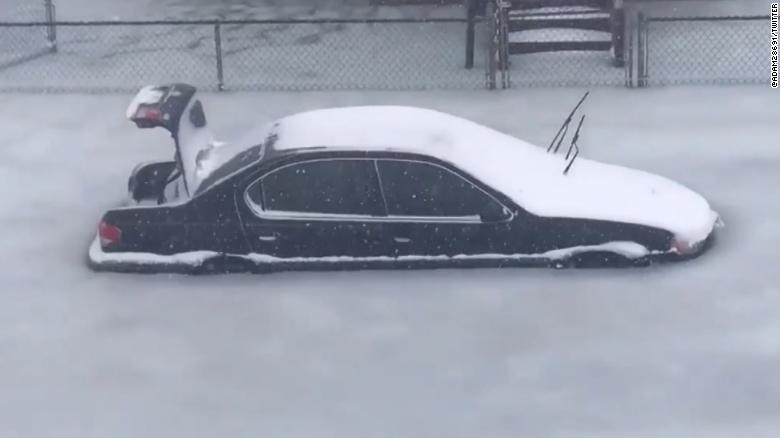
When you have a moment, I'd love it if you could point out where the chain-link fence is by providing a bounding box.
[0,1,55,71]
[0,18,490,92]
[0,8,773,92]
[0,0,47,21]
[637,15,769,86]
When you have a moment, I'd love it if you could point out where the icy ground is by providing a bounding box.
[0,86,779,438]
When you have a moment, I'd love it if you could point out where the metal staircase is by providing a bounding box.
[501,0,625,66]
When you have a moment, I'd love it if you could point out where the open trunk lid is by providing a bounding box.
[126,84,217,198]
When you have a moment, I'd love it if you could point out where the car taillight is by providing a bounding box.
[130,105,165,128]
[99,221,122,248]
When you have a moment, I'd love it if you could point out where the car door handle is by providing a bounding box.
[258,234,277,242]
[393,236,412,244]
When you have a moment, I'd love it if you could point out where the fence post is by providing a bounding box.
[44,0,57,53]
[214,20,224,91]
[611,2,625,68]
[465,0,475,69]
[637,12,648,88]
[497,0,510,88]
[485,1,494,89]
[624,20,633,88]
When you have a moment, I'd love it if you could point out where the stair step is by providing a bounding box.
[509,0,612,10]
[508,8,608,18]
[508,15,611,32]
[508,40,612,54]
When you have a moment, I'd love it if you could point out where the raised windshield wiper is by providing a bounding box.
[547,91,589,154]
[563,114,585,175]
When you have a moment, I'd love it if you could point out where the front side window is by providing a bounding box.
[376,160,507,220]
[247,159,383,217]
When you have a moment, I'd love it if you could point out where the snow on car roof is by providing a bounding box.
[269,106,716,243]
[271,105,540,155]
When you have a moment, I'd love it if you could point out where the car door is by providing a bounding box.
[375,158,517,258]
[238,158,391,260]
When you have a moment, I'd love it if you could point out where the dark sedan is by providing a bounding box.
[88,84,719,273]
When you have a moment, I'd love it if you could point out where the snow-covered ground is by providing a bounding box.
[1,86,779,438]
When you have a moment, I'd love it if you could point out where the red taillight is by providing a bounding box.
[134,105,162,121]
[130,105,165,128]
[99,221,122,248]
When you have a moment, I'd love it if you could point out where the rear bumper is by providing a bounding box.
[87,235,219,274]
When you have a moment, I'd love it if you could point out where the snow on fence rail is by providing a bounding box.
[636,14,770,87]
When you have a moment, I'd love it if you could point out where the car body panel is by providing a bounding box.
[93,149,687,274]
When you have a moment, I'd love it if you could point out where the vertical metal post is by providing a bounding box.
[486,1,497,89]
[637,12,648,88]
[611,4,625,67]
[497,1,508,72]
[498,1,511,88]
[465,0,475,69]
[486,40,496,89]
[44,0,57,53]
[625,22,633,88]
[214,20,224,91]
[642,15,650,87]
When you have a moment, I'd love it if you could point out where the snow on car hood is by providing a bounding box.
[271,106,719,244]
[509,153,719,244]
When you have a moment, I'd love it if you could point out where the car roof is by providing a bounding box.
[267,106,537,161]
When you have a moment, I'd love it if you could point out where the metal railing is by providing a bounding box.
[636,14,770,87]
[0,18,490,92]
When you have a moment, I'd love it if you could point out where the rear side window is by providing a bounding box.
[248,159,384,217]
[376,160,501,218]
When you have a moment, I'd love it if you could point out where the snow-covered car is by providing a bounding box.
[88,83,720,273]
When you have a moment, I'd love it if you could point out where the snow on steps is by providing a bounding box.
[504,1,621,62]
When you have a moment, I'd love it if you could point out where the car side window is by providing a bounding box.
[246,159,384,217]
[376,160,508,220]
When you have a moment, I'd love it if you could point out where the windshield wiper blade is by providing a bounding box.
[547,91,589,154]
[563,114,586,175]
[566,114,585,161]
